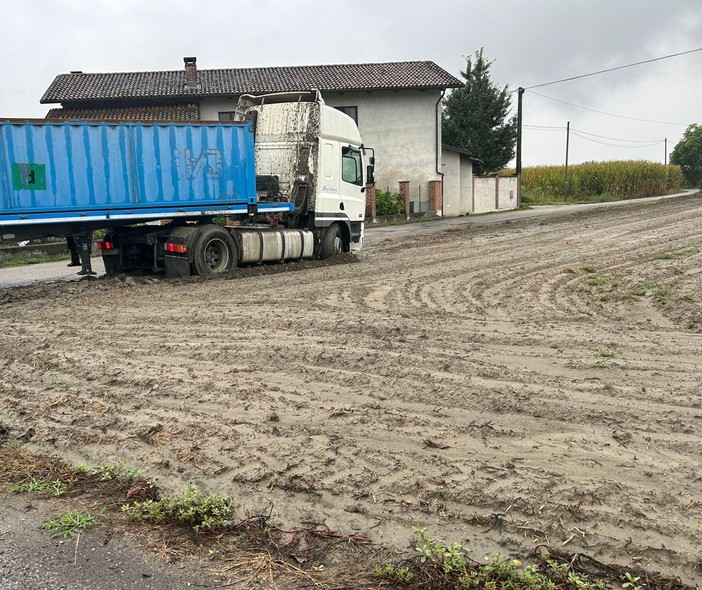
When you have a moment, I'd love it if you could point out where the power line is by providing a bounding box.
[522,125,665,149]
[570,127,665,143]
[525,121,665,142]
[524,124,666,147]
[570,130,664,149]
[527,90,688,126]
[515,48,699,169]
[523,124,566,130]
[524,46,702,90]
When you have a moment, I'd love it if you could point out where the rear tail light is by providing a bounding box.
[98,241,115,250]
[165,243,187,254]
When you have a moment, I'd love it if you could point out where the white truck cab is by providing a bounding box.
[238,91,374,257]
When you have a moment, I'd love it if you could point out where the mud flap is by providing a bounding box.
[164,226,200,278]
[164,255,192,278]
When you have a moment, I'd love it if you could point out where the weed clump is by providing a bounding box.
[373,527,612,590]
[41,509,101,538]
[122,483,235,532]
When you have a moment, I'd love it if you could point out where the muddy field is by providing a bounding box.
[1,196,701,585]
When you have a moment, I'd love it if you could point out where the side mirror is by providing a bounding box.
[366,165,375,185]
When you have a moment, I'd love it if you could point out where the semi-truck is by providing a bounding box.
[0,91,374,277]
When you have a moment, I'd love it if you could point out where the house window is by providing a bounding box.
[218,112,237,121]
[335,106,358,124]
[342,146,363,186]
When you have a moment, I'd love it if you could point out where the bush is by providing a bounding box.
[376,190,404,216]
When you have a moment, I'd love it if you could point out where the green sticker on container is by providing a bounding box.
[12,163,46,190]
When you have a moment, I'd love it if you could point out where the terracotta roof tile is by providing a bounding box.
[45,104,200,121]
[41,61,463,103]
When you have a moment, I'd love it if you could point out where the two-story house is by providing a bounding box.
[41,57,465,215]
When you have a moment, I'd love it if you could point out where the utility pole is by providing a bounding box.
[664,138,668,166]
[565,121,570,200]
[516,87,524,204]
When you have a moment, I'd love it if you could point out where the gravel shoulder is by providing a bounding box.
[0,493,223,589]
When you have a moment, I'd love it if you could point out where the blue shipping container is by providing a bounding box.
[0,119,258,225]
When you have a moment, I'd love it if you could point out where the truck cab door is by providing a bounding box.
[340,145,365,221]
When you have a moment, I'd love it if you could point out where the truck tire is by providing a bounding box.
[320,223,343,259]
[193,226,237,275]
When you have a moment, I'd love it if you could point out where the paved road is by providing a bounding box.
[0,258,107,289]
[0,190,696,290]
[364,189,697,245]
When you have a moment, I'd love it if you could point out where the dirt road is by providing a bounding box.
[1,194,701,585]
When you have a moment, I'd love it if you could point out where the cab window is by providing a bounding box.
[341,146,362,186]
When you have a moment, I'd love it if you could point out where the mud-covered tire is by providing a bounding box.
[193,226,237,275]
[320,223,343,260]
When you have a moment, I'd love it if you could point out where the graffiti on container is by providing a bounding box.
[173,148,222,180]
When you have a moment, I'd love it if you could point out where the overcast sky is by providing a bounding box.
[2,0,700,167]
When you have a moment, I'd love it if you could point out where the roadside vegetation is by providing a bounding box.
[375,189,405,216]
[670,124,702,187]
[0,437,693,589]
[0,238,71,268]
[0,250,69,268]
[0,252,70,268]
[502,161,685,204]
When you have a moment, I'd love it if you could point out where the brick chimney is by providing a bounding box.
[184,57,198,89]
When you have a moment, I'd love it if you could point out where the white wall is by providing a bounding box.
[473,176,519,213]
[199,98,239,120]
[459,157,473,215]
[473,177,496,213]
[441,148,474,217]
[322,90,442,198]
[442,150,461,217]
[497,176,519,210]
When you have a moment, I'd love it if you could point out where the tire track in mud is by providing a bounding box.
[1,196,702,584]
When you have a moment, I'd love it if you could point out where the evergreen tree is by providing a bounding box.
[442,49,517,174]
[671,124,702,187]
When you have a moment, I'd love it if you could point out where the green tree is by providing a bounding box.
[671,124,702,187]
[442,49,517,174]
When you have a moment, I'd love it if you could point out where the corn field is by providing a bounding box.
[516,161,684,201]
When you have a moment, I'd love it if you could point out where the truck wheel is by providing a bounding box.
[193,226,237,275]
[320,223,343,259]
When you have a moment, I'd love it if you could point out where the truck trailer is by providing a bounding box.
[0,91,374,277]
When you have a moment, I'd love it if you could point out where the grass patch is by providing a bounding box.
[41,509,100,538]
[94,461,142,484]
[0,446,76,488]
[0,253,70,268]
[593,346,620,358]
[8,477,68,497]
[581,263,598,274]
[0,446,142,501]
[374,527,614,590]
[522,190,620,206]
[653,247,698,261]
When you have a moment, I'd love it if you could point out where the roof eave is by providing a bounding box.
[42,83,463,104]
